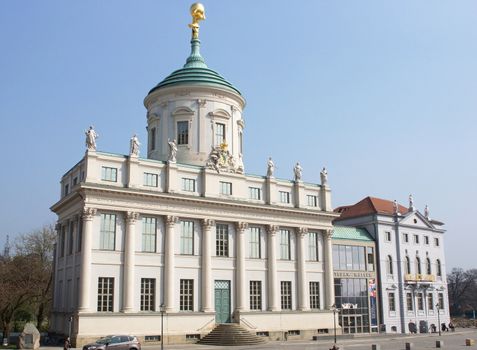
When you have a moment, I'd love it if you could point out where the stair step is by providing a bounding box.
[198,323,267,346]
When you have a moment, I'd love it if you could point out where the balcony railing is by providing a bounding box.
[404,274,435,282]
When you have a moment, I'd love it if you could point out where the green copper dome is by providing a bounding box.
[148,39,241,96]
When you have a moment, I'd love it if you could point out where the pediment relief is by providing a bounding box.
[208,108,231,120]
[172,106,195,117]
[400,212,433,229]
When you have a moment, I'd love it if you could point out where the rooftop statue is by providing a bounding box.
[189,3,205,39]
[294,162,303,181]
[320,167,328,186]
[130,134,140,157]
[267,157,275,177]
[168,139,177,163]
[424,205,430,219]
[393,200,399,215]
[85,126,98,151]
[409,194,414,211]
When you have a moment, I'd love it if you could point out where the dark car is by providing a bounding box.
[82,335,141,350]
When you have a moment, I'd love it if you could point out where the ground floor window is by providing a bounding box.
[97,277,114,312]
[280,281,292,310]
[180,279,194,311]
[309,282,320,309]
[250,281,262,310]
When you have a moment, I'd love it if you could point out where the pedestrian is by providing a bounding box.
[441,323,448,332]
[449,322,455,332]
[64,337,71,350]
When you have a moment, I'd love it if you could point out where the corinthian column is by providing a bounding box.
[297,227,309,310]
[123,211,139,312]
[164,215,178,312]
[267,225,279,311]
[78,207,97,312]
[235,222,248,311]
[323,229,335,309]
[201,219,215,312]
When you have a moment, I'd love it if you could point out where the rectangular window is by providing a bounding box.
[403,233,409,243]
[414,234,419,244]
[142,217,157,252]
[64,184,69,196]
[385,231,391,241]
[249,187,261,200]
[140,278,155,311]
[307,195,317,207]
[215,123,225,145]
[149,127,156,151]
[417,293,424,310]
[428,293,434,310]
[279,191,290,204]
[249,227,261,259]
[177,121,189,145]
[180,279,194,311]
[367,247,374,271]
[389,292,396,311]
[279,229,290,260]
[309,282,320,309]
[144,173,158,187]
[101,167,117,182]
[60,226,66,257]
[250,281,262,310]
[435,238,440,246]
[100,214,116,250]
[280,281,292,310]
[73,177,78,186]
[308,232,319,261]
[438,293,444,309]
[97,277,114,312]
[180,220,194,255]
[406,292,413,311]
[216,224,229,257]
[182,178,196,192]
[220,181,232,195]
[424,236,429,245]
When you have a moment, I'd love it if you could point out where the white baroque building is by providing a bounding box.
[50,8,339,346]
[334,196,450,334]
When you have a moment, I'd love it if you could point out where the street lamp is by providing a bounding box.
[330,304,340,350]
[160,303,165,350]
[436,302,441,336]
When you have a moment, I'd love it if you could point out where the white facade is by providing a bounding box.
[335,202,449,334]
[50,20,338,344]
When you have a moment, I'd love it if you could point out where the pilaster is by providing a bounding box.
[267,225,279,311]
[294,181,305,208]
[166,162,178,193]
[235,222,248,311]
[127,155,140,188]
[78,207,97,312]
[266,177,277,205]
[123,211,139,312]
[164,215,178,312]
[201,219,215,312]
[323,229,335,309]
[297,227,309,310]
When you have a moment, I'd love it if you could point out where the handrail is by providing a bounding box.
[197,317,216,331]
[240,317,257,329]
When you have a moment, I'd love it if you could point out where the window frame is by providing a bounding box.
[179,279,194,311]
[249,187,261,200]
[181,178,196,192]
[389,292,396,312]
[215,122,226,146]
[279,229,291,260]
[140,278,156,311]
[280,281,292,310]
[308,232,319,261]
[309,281,320,309]
[180,220,194,255]
[216,224,229,257]
[307,195,318,207]
[249,280,262,310]
[142,217,157,253]
[143,172,158,187]
[100,213,116,251]
[97,277,114,312]
[249,227,261,259]
[220,181,232,196]
[177,121,189,145]
[101,167,118,182]
[406,292,413,311]
[279,191,290,204]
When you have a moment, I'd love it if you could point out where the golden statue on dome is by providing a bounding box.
[189,3,206,39]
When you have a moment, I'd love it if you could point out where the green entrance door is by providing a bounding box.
[214,280,231,324]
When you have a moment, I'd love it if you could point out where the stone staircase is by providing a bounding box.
[198,323,267,346]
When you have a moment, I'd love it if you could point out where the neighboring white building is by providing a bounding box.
[50,8,338,346]
[334,196,450,334]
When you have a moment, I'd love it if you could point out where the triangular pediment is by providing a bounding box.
[399,211,434,229]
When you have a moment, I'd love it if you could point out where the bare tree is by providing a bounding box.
[15,225,56,329]
[447,268,477,316]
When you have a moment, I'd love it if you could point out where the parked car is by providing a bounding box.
[82,335,141,350]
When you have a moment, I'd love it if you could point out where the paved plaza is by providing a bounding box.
[39,328,476,350]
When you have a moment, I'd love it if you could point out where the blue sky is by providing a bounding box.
[1,1,476,269]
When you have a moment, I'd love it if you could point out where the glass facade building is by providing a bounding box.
[333,226,378,334]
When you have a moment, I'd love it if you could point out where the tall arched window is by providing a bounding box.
[405,256,411,274]
[426,258,432,274]
[387,255,393,275]
[415,256,422,275]
[436,259,442,277]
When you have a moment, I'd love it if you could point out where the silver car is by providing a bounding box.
[82,335,141,350]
